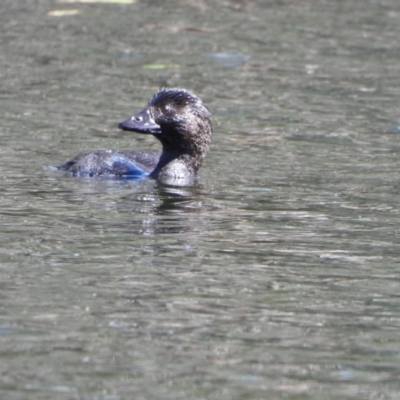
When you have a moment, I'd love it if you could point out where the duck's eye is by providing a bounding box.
[162,105,172,114]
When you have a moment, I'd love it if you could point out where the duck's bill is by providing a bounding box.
[118,109,161,135]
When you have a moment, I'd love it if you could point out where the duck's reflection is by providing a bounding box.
[136,182,207,235]
[156,183,203,214]
[51,175,208,236]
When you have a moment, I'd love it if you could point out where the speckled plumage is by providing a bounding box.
[57,88,212,185]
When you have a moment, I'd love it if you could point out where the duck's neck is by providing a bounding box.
[150,150,200,181]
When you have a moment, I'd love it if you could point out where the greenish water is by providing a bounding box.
[1,0,400,399]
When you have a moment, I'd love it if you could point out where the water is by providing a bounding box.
[1,0,400,398]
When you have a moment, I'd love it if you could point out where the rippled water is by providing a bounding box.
[2,0,400,399]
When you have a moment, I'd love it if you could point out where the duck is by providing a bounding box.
[57,88,212,185]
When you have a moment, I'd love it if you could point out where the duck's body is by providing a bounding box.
[57,88,212,185]
[59,150,159,178]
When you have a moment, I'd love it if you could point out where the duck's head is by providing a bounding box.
[119,88,212,162]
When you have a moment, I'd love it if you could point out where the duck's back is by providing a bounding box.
[58,150,160,178]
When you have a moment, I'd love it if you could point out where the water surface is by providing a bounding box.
[1,0,400,399]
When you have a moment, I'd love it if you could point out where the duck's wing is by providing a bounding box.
[57,150,160,178]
